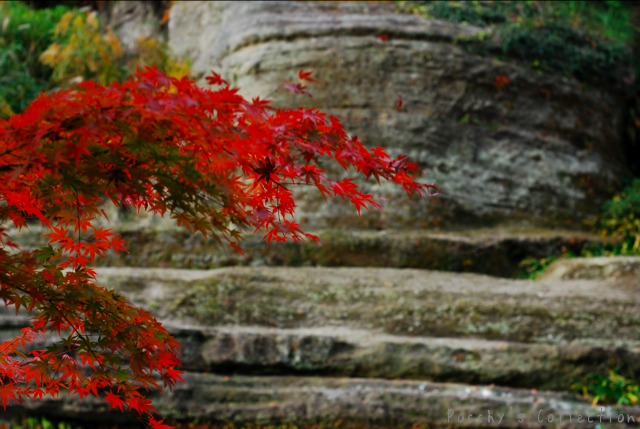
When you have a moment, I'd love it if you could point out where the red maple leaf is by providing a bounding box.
[104,391,125,411]
[298,69,318,83]
[495,74,511,90]
[283,81,311,97]
[395,94,404,111]
[149,417,173,429]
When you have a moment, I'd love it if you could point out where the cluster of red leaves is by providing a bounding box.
[0,68,435,428]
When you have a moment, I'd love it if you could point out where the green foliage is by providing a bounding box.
[572,369,640,406]
[0,1,190,115]
[550,0,635,45]
[519,180,640,279]
[0,1,69,115]
[399,0,507,26]
[38,8,190,87]
[599,179,640,255]
[399,1,634,44]
[408,0,508,27]
[494,24,629,83]
[397,1,633,84]
[39,9,123,85]
[4,416,79,429]
[519,254,561,280]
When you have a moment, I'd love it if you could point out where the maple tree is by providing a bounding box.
[0,67,436,428]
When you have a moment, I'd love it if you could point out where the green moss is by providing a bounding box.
[170,275,309,327]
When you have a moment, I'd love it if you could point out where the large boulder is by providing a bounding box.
[169,1,630,230]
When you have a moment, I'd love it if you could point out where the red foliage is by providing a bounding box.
[494,74,511,91]
[0,67,436,426]
[394,94,404,112]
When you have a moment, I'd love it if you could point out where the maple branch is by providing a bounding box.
[0,164,21,173]
[0,67,435,425]
[49,305,108,392]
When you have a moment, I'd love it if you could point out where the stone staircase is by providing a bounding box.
[3,245,640,427]
[9,226,605,277]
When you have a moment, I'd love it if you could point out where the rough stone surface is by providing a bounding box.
[11,224,604,278]
[169,1,629,229]
[3,308,637,393]
[107,1,162,52]
[91,267,640,345]
[541,256,640,283]
[7,374,640,428]
[3,266,640,426]
[168,325,640,391]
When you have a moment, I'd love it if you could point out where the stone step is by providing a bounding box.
[11,226,603,277]
[96,266,640,344]
[5,374,640,428]
[3,266,640,426]
[541,256,640,282]
[2,310,636,393]
[170,325,640,392]
[3,266,639,393]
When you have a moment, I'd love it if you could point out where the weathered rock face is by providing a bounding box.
[542,256,640,283]
[3,266,640,427]
[8,374,640,429]
[107,1,162,52]
[169,1,629,229]
[9,223,607,278]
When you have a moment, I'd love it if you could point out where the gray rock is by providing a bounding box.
[168,324,640,392]
[7,374,640,428]
[169,1,629,229]
[3,265,640,426]
[8,225,606,278]
[92,266,640,344]
[541,256,640,283]
[92,265,640,391]
[107,1,162,53]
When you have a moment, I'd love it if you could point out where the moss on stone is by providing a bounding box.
[141,268,640,343]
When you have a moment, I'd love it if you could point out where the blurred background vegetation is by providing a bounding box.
[0,0,186,117]
[399,0,635,82]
